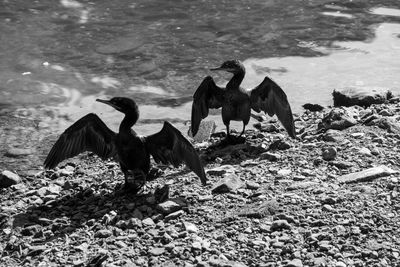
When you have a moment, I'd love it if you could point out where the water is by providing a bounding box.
[1,0,400,171]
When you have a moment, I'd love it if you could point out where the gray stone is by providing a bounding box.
[277,169,292,177]
[269,140,291,150]
[260,152,281,161]
[319,108,357,131]
[126,218,142,229]
[4,148,34,157]
[183,221,199,233]
[286,259,303,267]
[0,170,21,188]
[333,87,392,107]
[313,257,327,267]
[246,181,260,190]
[188,120,216,142]
[335,261,346,267]
[358,147,371,156]
[27,245,46,256]
[322,147,337,161]
[338,165,397,184]
[270,220,291,231]
[288,181,319,191]
[374,118,400,134]
[211,174,245,194]
[148,247,165,256]
[207,165,236,176]
[142,218,155,227]
[323,130,345,142]
[328,161,354,169]
[132,208,144,220]
[156,200,182,214]
[164,210,185,222]
[238,199,279,218]
[95,229,112,238]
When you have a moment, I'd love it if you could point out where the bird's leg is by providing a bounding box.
[147,167,164,181]
[226,124,231,140]
[239,123,246,137]
[124,169,147,194]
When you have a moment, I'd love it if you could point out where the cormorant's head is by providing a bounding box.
[210,60,245,74]
[96,97,139,115]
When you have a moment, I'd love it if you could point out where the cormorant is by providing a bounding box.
[191,60,296,140]
[44,97,207,193]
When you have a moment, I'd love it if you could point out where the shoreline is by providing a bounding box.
[1,96,400,266]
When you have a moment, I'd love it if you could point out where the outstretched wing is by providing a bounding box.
[191,76,224,136]
[145,122,207,185]
[250,76,296,138]
[44,113,117,169]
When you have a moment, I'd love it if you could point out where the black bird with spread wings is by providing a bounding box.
[191,60,296,140]
[44,97,207,193]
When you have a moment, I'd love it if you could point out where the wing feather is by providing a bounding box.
[44,113,117,169]
[250,77,296,138]
[145,122,207,185]
[191,76,224,136]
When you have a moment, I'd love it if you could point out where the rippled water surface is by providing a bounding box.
[1,0,400,171]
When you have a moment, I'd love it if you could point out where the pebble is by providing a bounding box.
[277,169,292,177]
[207,165,236,176]
[27,245,46,256]
[288,181,319,191]
[5,148,34,157]
[270,220,291,231]
[183,221,199,233]
[351,132,365,138]
[126,218,142,229]
[142,218,155,227]
[191,241,202,250]
[164,210,185,222]
[322,147,337,161]
[211,174,245,194]
[246,181,260,190]
[148,247,165,256]
[156,200,182,214]
[335,261,346,267]
[338,165,397,184]
[95,229,112,238]
[358,147,371,156]
[260,152,281,161]
[286,259,303,267]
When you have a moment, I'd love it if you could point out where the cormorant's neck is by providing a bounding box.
[119,112,139,134]
[226,69,245,90]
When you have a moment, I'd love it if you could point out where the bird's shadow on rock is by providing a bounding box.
[12,186,160,242]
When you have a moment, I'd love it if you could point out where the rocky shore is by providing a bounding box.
[1,93,400,267]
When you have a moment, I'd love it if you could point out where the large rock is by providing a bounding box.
[188,120,216,142]
[366,117,400,134]
[338,165,397,184]
[156,199,183,214]
[319,108,357,131]
[333,87,392,107]
[0,170,21,188]
[211,174,245,194]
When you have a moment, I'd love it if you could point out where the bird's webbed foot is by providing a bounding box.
[147,167,164,181]
[154,184,170,203]
[124,170,147,195]
[225,134,245,145]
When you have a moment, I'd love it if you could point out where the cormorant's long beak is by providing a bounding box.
[210,67,224,71]
[96,99,120,110]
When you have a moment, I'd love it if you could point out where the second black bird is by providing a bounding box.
[191,60,296,140]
